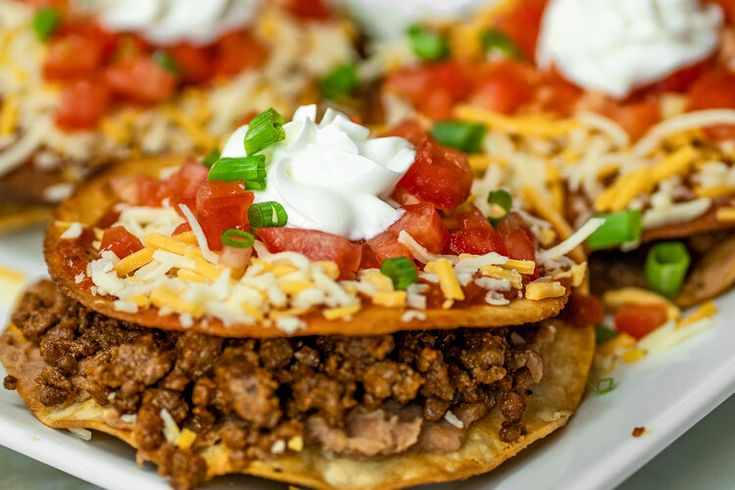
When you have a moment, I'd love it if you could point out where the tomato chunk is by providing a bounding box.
[44,33,104,79]
[168,43,213,84]
[257,228,362,279]
[214,31,268,77]
[496,213,536,262]
[447,207,507,256]
[100,226,144,259]
[55,78,110,130]
[688,70,735,140]
[389,121,473,212]
[105,56,179,104]
[613,304,668,339]
[494,0,547,61]
[160,159,210,209]
[602,99,661,141]
[470,61,535,115]
[195,181,254,251]
[367,202,448,262]
[285,0,333,19]
[560,293,605,327]
[386,61,470,120]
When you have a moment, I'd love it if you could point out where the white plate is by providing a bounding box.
[1,226,734,490]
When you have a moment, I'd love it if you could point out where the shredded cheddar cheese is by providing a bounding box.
[525,281,566,300]
[425,259,465,302]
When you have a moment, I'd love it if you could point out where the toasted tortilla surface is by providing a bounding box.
[0,202,51,232]
[44,156,571,338]
[0,318,594,489]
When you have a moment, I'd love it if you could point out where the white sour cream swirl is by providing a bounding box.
[94,0,263,46]
[221,105,416,240]
[537,0,723,99]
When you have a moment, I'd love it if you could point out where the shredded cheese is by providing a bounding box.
[537,218,604,264]
[425,259,465,302]
[525,281,566,300]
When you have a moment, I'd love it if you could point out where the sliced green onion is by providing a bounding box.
[152,50,180,74]
[320,63,359,100]
[221,229,255,249]
[586,209,642,251]
[480,28,521,59]
[244,108,286,155]
[202,149,221,167]
[207,155,266,190]
[595,324,618,344]
[431,121,486,153]
[407,24,449,61]
[589,377,616,395]
[33,7,60,41]
[380,257,418,290]
[644,242,690,299]
[248,201,288,228]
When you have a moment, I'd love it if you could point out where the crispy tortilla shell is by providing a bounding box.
[641,202,735,243]
[590,232,735,307]
[0,319,594,489]
[45,156,571,338]
[0,202,51,232]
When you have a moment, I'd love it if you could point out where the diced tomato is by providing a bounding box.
[602,99,661,141]
[537,66,583,115]
[168,43,213,84]
[447,207,507,256]
[105,56,179,103]
[55,78,110,130]
[195,181,254,251]
[159,159,210,209]
[560,293,605,327]
[386,61,470,120]
[284,0,332,19]
[367,202,448,262]
[173,223,192,235]
[613,303,668,339]
[688,70,735,140]
[100,226,144,259]
[468,60,535,114]
[44,33,104,79]
[214,31,268,77]
[496,213,536,262]
[494,0,547,61]
[389,121,473,212]
[652,61,708,93]
[257,228,362,279]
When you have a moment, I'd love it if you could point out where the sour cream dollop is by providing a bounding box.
[94,0,263,46]
[221,105,416,241]
[537,0,723,99]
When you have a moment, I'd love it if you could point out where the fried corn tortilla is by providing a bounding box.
[44,156,572,338]
[0,202,51,232]
[0,316,594,490]
[590,231,735,307]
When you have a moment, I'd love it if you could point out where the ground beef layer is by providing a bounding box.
[3,281,554,489]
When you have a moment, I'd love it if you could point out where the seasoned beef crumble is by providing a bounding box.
[6,281,554,489]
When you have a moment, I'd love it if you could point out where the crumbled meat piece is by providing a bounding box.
[3,375,18,390]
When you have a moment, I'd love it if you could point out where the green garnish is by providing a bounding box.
[221,229,255,249]
[644,242,690,299]
[32,7,60,41]
[407,24,449,61]
[152,50,180,74]
[244,108,286,156]
[431,121,486,153]
[487,189,513,224]
[207,155,267,190]
[380,257,418,290]
[320,63,359,100]
[480,28,521,59]
[589,377,616,394]
[586,209,642,251]
[248,201,288,228]
[595,324,618,344]
[202,149,221,167]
